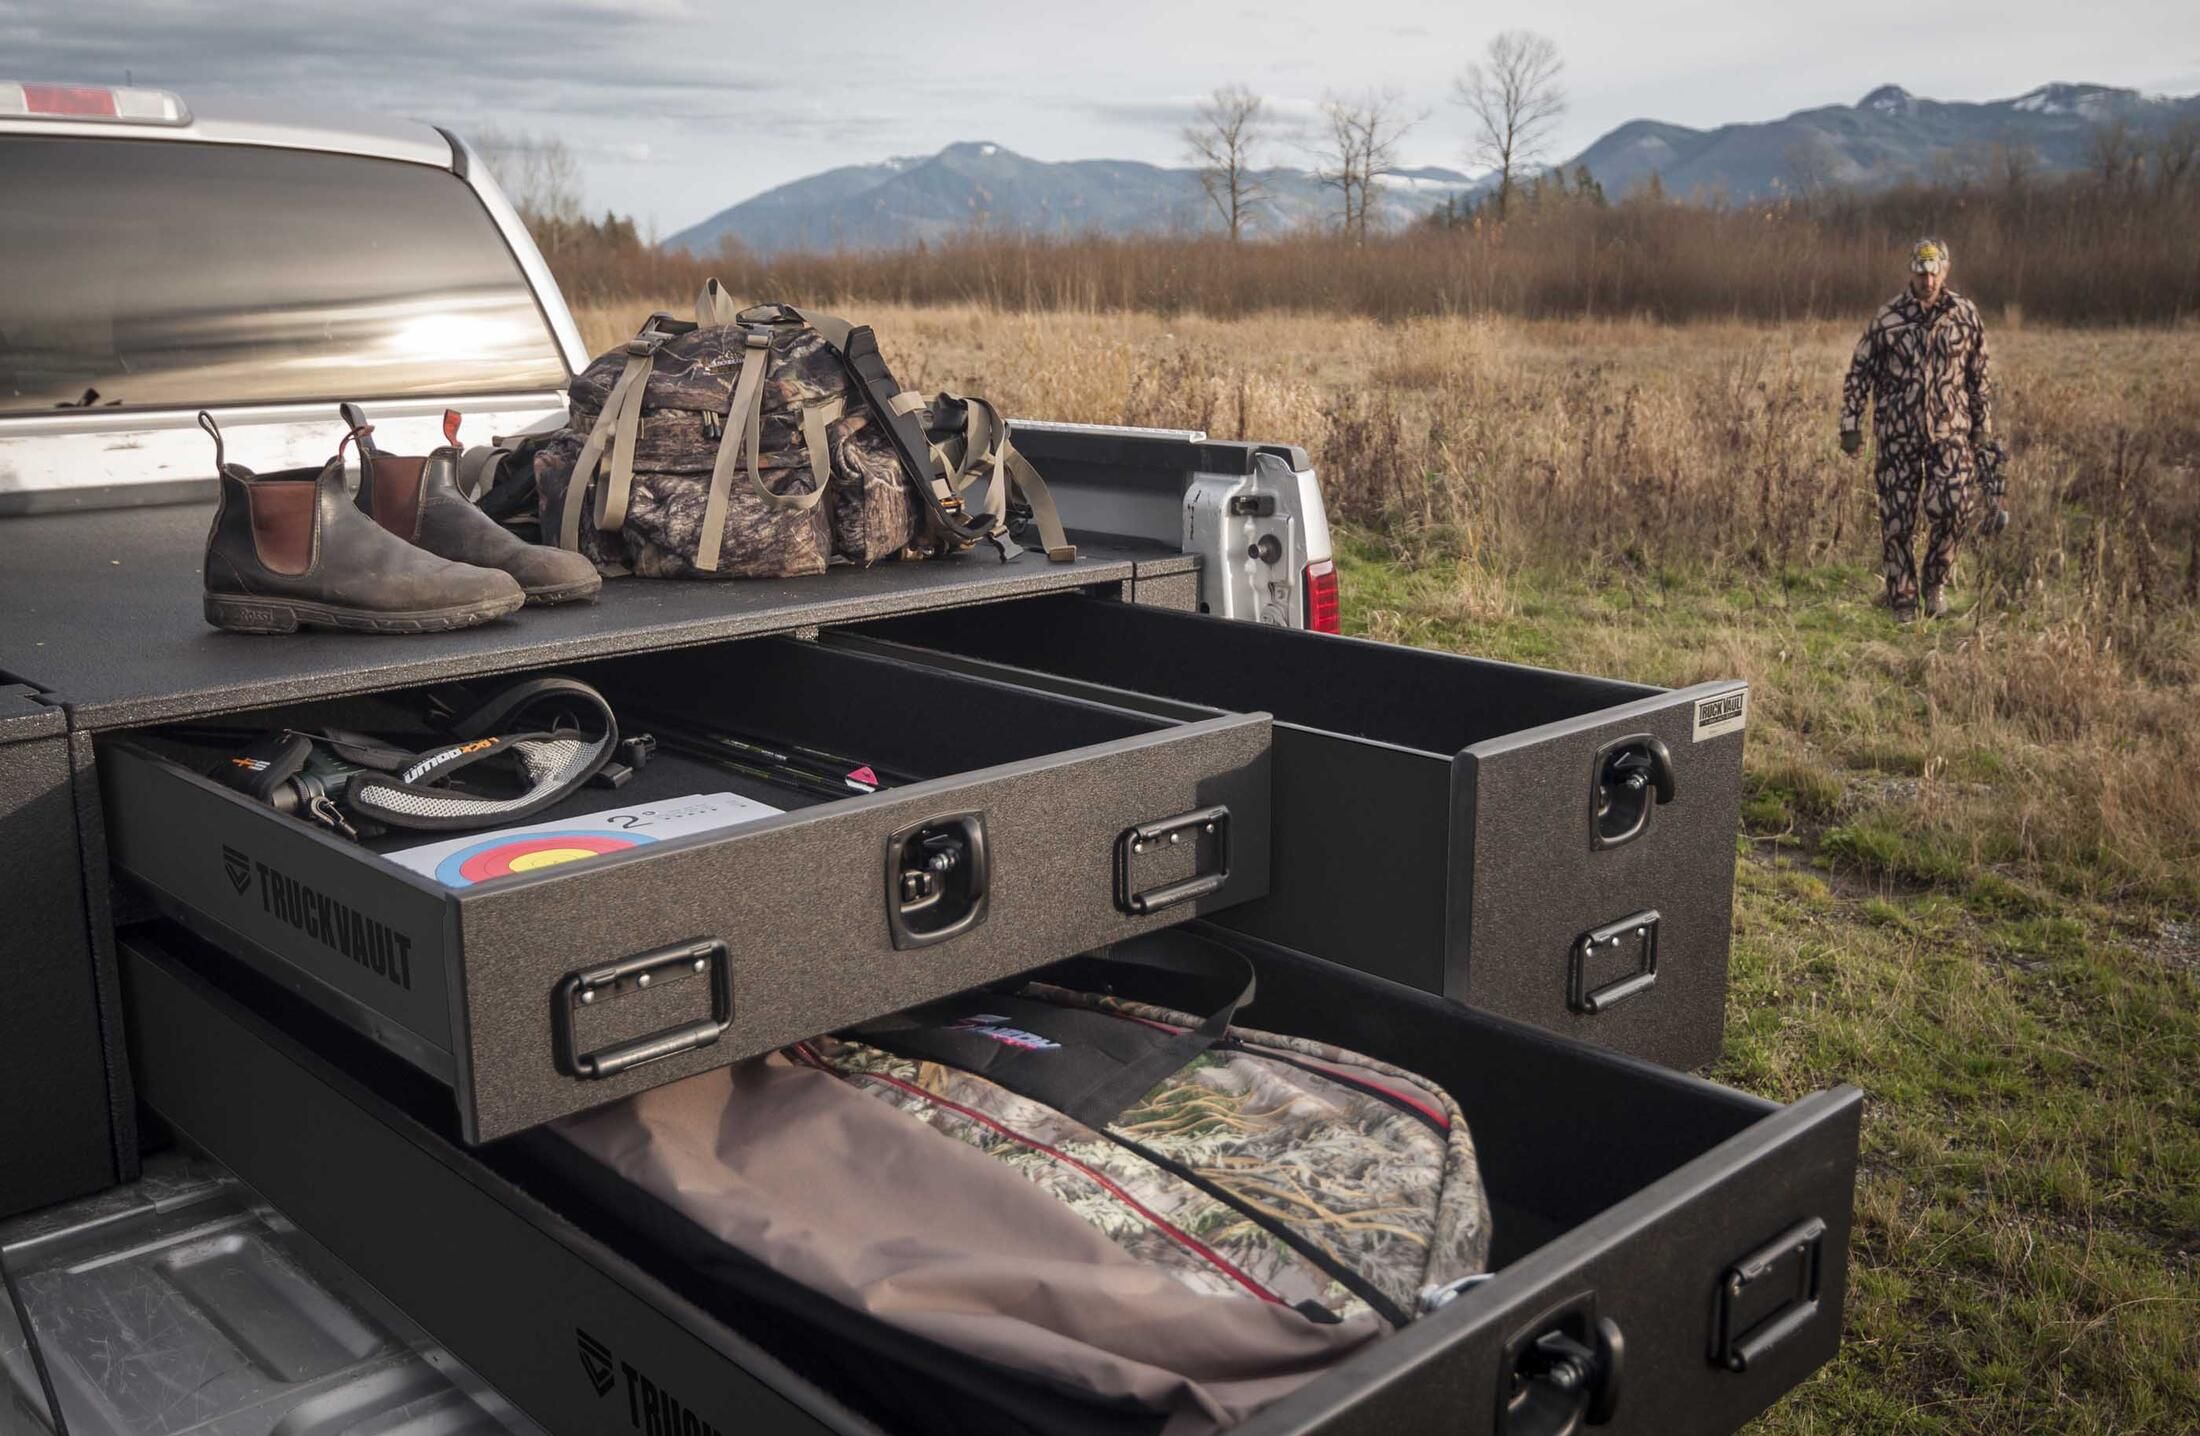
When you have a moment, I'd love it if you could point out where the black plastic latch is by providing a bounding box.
[1500,1293,1624,1435]
[1715,1217,1827,1373]
[1591,734,1676,849]
[885,813,990,948]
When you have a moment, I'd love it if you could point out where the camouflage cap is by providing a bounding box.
[1910,238,1952,275]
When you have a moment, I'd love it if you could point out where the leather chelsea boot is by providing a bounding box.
[199,413,526,635]
[346,403,602,606]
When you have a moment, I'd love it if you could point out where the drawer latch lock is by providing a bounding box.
[1715,1217,1827,1373]
[886,813,990,949]
[1591,734,1676,849]
[553,938,733,1080]
[1500,1294,1625,1435]
[1116,806,1231,916]
[1569,910,1660,1014]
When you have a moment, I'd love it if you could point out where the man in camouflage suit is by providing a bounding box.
[1840,238,1995,621]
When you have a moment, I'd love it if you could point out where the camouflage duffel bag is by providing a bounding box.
[534,282,1073,579]
[549,930,1490,1434]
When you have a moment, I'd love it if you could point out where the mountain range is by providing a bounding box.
[668,142,1478,255]
[668,82,2200,256]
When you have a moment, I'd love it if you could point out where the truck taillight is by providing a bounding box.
[1304,560,1341,633]
[0,82,191,124]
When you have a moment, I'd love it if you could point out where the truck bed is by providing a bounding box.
[0,501,1194,730]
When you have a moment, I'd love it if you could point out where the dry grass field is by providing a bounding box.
[577,299,2200,1433]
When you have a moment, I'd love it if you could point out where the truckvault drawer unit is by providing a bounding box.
[848,597,1749,1070]
[122,921,1862,1436]
[98,637,1271,1142]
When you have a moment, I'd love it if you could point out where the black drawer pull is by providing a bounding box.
[1116,806,1230,915]
[1716,1217,1827,1372]
[1569,910,1660,1014]
[554,939,733,1079]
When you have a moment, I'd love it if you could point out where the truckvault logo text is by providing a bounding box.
[577,1329,728,1436]
[228,848,414,991]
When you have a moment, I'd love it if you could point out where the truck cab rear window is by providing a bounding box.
[0,137,568,415]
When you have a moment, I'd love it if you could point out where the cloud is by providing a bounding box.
[0,0,780,126]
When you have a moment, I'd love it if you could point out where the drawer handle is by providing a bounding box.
[1116,806,1231,916]
[553,939,733,1079]
[1569,911,1660,1014]
[1716,1217,1827,1373]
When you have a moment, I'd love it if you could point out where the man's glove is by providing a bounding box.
[1974,438,2009,536]
[1840,430,1864,457]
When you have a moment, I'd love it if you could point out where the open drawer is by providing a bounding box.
[842,598,1749,1070]
[98,637,1271,1141]
[122,921,1860,1436]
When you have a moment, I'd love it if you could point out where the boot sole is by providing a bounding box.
[522,575,604,606]
[205,591,525,635]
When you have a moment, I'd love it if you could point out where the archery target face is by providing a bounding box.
[433,831,655,886]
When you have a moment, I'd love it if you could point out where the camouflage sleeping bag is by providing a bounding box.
[550,932,1489,1434]
[534,282,1073,579]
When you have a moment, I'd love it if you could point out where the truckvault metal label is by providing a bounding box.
[1693,687,1749,742]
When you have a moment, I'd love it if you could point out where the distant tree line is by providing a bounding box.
[471,78,2200,324]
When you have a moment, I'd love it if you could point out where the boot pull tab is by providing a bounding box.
[197,411,226,473]
[336,402,378,462]
[443,409,463,447]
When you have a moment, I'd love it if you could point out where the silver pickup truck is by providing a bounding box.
[0,83,1335,629]
[0,83,1857,1436]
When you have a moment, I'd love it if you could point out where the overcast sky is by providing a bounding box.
[8,0,2199,235]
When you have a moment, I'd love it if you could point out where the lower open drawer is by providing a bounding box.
[98,636,1270,1141]
[122,922,1860,1436]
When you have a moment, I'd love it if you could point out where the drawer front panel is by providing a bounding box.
[1457,683,1750,1071]
[454,715,1272,1139]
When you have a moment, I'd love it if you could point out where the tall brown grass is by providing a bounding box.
[574,298,2199,897]
[577,300,2199,629]
[550,174,2200,324]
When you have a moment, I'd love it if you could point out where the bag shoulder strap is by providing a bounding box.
[694,323,828,571]
[560,317,675,552]
[931,392,1076,562]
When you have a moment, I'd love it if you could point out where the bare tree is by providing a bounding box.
[1991,141,2041,197]
[1456,31,1567,220]
[1183,84,1270,242]
[1314,90,1414,241]
[470,128,584,226]
[1782,133,1843,197]
[2088,117,2145,193]
[2155,117,2200,199]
